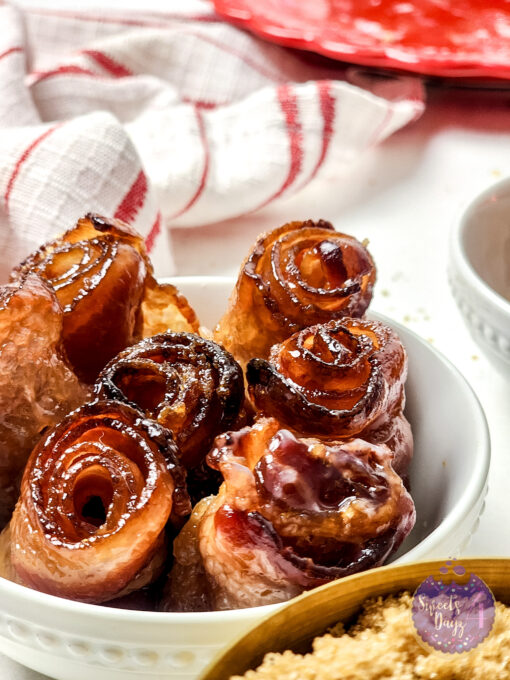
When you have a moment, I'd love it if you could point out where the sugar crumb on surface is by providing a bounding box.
[231,593,510,680]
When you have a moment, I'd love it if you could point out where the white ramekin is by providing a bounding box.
[449,177,510,374]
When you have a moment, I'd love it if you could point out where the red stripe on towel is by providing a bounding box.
[82,50,134,78]
[255,84,303,210]
[145,212,162,253]
[4,124,61,211]
[367,107,395,148]
[114,170,148,224]
[308,80,336,181]
[32,65,97,84]
[0,47,23,62]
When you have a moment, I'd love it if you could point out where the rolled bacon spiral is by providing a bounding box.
[94,332,245,501]
[0,274,86,528]
[166,418,415,610]
[214,220,375,364]
[10,401,190,603]
[247,318,412,478]
[11,214,148,383]
[12,213,200,383]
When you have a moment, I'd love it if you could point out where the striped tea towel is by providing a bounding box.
[0,1,424,276]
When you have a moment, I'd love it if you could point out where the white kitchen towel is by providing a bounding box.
[0,1,424,276]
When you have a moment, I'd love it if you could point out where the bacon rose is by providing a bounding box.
[95,332,245,502]
[214,220,375,365]
[12,213,199,382]
[165,419,415,610]
[0,274,86,528]
[247,318,412,478]
[10,401,190,603]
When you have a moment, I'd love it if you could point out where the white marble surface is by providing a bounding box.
[3,83,510,679]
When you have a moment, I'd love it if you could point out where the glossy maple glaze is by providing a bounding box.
[214,0,510,79]
[10,401,190,603]
[94,332,245,501]
[167,418,415,610]
[215,220,375,366]
[0,274,86,528]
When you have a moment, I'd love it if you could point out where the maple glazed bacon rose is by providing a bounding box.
[11,214,148,383]
[214,220,376,364]
[11,213,199,383]
[95,332,245,501]
[247,318,413,479]
[0,274,86,528]
[167,419,415,611]
[10,401,190,603]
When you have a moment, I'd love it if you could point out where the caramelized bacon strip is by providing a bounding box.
[214,220,375,364]
[166,419,415,610]
[161,496,215,612]
[11,213,199,383]
[247,318,412,477]
[10,401,190,603]
[142,281,200,338]
[0,274,86,528]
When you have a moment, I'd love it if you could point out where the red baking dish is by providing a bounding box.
[213,0,510,79]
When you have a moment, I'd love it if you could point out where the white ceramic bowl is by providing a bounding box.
[0,276,490,680]
[449,177,510,374]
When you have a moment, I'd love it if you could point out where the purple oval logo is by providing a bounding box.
[412,561,495,653]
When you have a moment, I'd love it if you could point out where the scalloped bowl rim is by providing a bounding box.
[0,275,490,625]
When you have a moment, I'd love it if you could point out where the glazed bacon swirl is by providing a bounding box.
[11,213,200,383]
[247,318,412,477]
[11,214,148,383]
[10,401,190,603]
[214,220,375,364]
[168,419,415,610]
[0,274,86,528]
[95,333,245,471]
